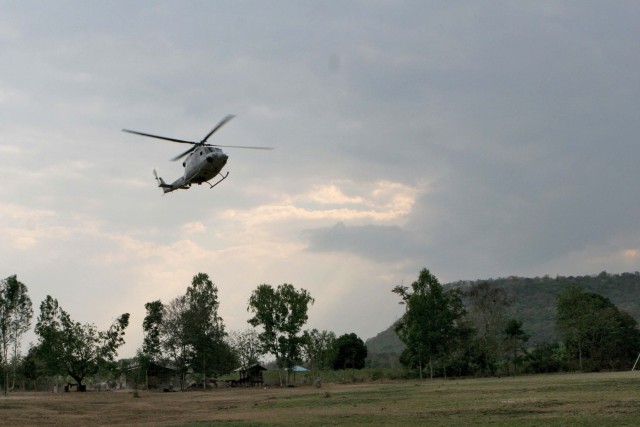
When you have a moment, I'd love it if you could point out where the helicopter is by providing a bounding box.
[122,115,271,193]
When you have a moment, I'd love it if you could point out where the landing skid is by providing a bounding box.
[208,172,229,189]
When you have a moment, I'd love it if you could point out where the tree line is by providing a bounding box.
[138,274,367,389]
[2,268,639,393]
[389,268,640,377]
[0,273,367,393]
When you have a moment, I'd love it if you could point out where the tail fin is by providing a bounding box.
[153,169,172,193]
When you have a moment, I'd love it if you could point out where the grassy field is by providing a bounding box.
[2,371,640,426]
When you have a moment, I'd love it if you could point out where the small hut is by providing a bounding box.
[232,364,267,386]
[147,363,180,391]
[120,362,180,391]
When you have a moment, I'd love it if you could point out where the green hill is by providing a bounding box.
[365,271,640,367]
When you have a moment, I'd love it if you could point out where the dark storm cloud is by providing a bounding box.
[305,222,426,263]
[3,1,640,355]
[298,2,640,281]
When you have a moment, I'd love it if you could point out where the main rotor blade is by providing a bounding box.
[171,146,196,161]
[122,129,197,145]
[201,114,235,143]
[204,144,274,150]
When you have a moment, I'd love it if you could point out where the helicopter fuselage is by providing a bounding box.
[160,146,228,192]
[183,146,228,184]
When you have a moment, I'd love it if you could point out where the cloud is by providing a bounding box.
[221,180,422,227]
[3,2,640,358]
[0,145,22,154]
[0,204,64,250]
[305,184,364,205]
[181,221,206,235]
[305,222,426,263]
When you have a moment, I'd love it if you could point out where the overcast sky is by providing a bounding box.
[2,1,639,358]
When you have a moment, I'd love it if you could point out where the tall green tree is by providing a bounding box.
[556,285,640,371]
[183,273,228,385]
[0,275,33,395]
[159,295,191,390]
[333,333,367,370]
[142,300,163,362]
[229,329,263,370]
[556,285,591,370]
[140,300,164,388]
[148,274,235,389]
[302,329,337,372]
[503,318,529,375]
[393,268,472,379]
[20,345,47,391]
[464,282,510,374]
[247,283,314,386]
[34,295,129,390]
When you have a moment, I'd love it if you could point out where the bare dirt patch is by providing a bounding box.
[2,373,640,426]
[1,385,346,426]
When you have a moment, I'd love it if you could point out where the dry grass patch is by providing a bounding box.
[1,372,640,426]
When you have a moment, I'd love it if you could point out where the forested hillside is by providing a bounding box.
[366,271,640,366]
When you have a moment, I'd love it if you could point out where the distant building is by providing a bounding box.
[120,362,180,391]
[231,364,267,386]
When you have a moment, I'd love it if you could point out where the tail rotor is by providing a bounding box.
[153,169,170,193]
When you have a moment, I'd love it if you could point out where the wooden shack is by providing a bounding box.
[120,362,180,391]
[147,362,180,391]
[231,364,267,386]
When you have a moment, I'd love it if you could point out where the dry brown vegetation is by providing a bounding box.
[2,371,640,426]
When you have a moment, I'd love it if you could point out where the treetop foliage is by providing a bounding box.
[34,295,129,387]
[247,283,314,335]
[393,268,472,378]
[141,273,235,388]
[556,285,640,371]
[247,283,314,385]
[333,333,367,370]
[142,300,163,361]
[302,329,337,371]
[1,275,33,395]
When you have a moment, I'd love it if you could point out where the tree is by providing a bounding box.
[142,300,163,362]
[247,283,314,386]
[463,282,510,374]
[556,285,591,370]
[556,285,640,371]
[526,342,567,373]
[393,268,472,379]
[0,275,33,395]
[183,273,228,385]
[20,346,47,391]
[140,300,164,388]
[503,318,529,375]
[608,310,640,369]
[159,295,192,390]
[145,274,235,390]
[333,333,367,370]
[229,329,263,370]
[34,295,129,390]
[302,329,337,372]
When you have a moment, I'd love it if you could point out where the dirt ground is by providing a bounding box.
[3,372,640,426]
[0,384,367,426]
